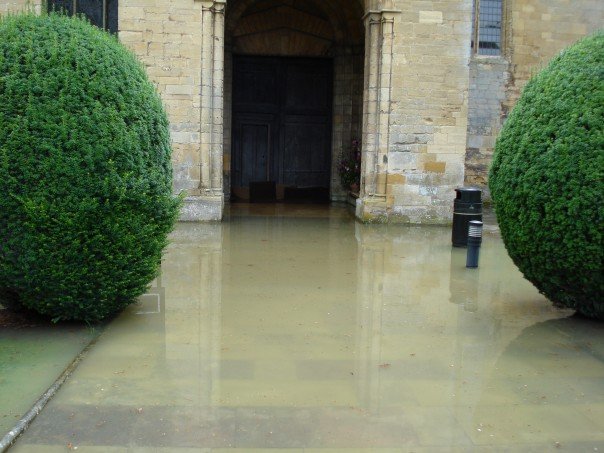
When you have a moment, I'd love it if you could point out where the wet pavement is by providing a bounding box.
[0,319,97,435]
[9,204,604,451]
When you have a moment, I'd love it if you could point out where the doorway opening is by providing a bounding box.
[231,55,333,203]
[224,0,365,205]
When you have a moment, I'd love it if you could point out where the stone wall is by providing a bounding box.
[331,51,364,201]
[506,0,603,105]
[0,0,40,14]
[465,58,509,199]
[3,0,602,223]
[119,0,225,221]
[357,0,472,223]
[465,0,603,200]
[118,0,204,196]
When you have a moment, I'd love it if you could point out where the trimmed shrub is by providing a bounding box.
[489,32,604,320]
[0,13,180,323]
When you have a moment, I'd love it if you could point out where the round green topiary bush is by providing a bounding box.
[489,32,604,320]
[0,12,180,323]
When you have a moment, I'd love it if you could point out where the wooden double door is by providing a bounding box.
[232,56,333,198]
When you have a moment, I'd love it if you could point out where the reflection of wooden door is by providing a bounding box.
[232,56,333,198]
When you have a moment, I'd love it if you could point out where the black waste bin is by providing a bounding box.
[452,187,482,247]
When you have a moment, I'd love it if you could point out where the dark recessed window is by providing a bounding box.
[471,0,503,56]
[48,0,118,34]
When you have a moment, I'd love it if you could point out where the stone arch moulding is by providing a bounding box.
[181,0,227,221]
[225,0,366,49]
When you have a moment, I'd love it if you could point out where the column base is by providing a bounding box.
[355,196,388,223]
[356,196,454,224]
[179,195,224,222]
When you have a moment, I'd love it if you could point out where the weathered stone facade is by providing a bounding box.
[0,0,35,13]
[368,1,472,224]
[465,58,509,199]
[1,0,602,221]
[465,0,603,200]
[119,0,226,221]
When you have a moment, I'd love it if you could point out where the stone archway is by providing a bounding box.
[223,0,366,202]
[181,0,402,220]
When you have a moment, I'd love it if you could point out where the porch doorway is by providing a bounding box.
[231,55,333,202]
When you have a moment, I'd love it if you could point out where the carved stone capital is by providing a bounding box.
[363,9,401,22]
[213,0,226,14]
[198,0,226,13]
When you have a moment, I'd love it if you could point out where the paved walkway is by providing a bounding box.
[0,313,98,436]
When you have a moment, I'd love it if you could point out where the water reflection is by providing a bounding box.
[11,206,604,451]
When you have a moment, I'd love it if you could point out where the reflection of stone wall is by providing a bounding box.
[353,222,567,416]
[354,225,457,409]
[162,223,223,406]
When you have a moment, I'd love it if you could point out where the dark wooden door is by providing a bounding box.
[232,56,333,198]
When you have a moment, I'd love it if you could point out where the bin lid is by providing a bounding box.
[455,187,482,203]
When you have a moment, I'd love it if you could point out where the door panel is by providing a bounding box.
[233,114,276,187]
[282,116,331,187]
[233,58,279,114]
[240,123,269,184]
[284,62,332,113]
[232,56,333,199]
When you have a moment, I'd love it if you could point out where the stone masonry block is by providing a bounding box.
[424,161,446,173]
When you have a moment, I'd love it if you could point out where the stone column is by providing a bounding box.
[200,0,226,195]
[361,12,380,199]
[182,0,226,221]
[376,11,397,197]
[211,2,226,195]
[200,2,213,191]
[357,6,401,222]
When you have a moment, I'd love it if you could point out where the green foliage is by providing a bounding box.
[0,13,180,323]
[489,32,604,319]
[337,139,361,191]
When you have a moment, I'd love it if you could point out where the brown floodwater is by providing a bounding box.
[10,204,604,452]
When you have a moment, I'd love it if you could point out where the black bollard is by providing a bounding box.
[466,220,483,268]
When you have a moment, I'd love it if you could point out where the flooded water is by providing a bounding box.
[0,322,97,435]
[10,204,604,451]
